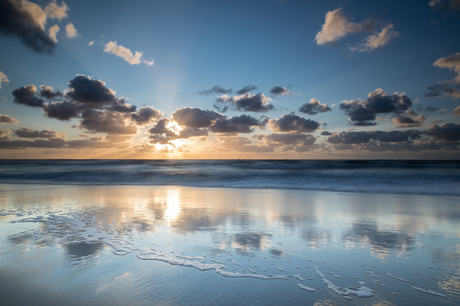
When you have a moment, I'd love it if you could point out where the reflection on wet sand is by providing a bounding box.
[1,184,460,304]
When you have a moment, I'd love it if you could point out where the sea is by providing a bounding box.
[0,159,459,195]
[0,159,459,305]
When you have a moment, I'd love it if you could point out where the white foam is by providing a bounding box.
[297,284,316,292]
[411,286,446,298]
[366,271,379,279]
[386,273,413,284]
[277,267,285,271]
[290,274,305,282]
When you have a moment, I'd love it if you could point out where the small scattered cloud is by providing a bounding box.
[104,41,154,66]
[172,107,223,128]
[426,53,460,99]
[88,41,94,46]
[429,0,460,10]
[14,127,64,139]
[453,106,460,114]
[198,85,232,95]
[0,71,9,88]
[0,114,18,124]
[299,98,332,115]
[45,1,69,20]
[236,85,258,95]
[351,24,399,52]
[131,106,162,126]
[315,7,375,45]
[392,109,426,128]
[12,84,45,107]
[270,85,292,96]
[210,114,267,134]
[48,24,60,43]
[270,114,320,133]
[214,93,274,113]
[433,52,460,83]
[340,88,413,126]
[65,22,78,38]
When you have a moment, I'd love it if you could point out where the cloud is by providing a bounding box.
[236,85,258,95]
[327,130,422,144]
[0,129,11,140]
[12,84,45,107]
[352,24,399,52]
[48,24,59,43]
[263,133,316,147]
[198,86,232,95]
[209,114,267,134]
[0,0,56,53]
[425,123,460,141]
[88,41,94,46]
[104,41,154,66]
[66,75,118,106]
[172,107,223,128]
[453,106,460,114]
[426,81,460,99]
[0,138,66,149]
[433,52,460,83]
[270,114,320,133]
[315,7,375,45]
[392,109,426,128]
[65,22,78,38]
[0,71,9,88]
[270,85,292,96]
[78,109,137,136]
[429,0,460,10]
[214,93,274,113]
[45,1,69,20]
[216,136,274,153]
[0,114,18,124]
[147,117,208,144]
[131,106,162,126]
[340,88,413,126]
[43,101,79,120]
[299,98,332,115]
[14,127,64,139]
[39,85,62,99]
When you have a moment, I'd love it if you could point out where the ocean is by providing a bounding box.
[0,159,459,195]
[0,160,459,305]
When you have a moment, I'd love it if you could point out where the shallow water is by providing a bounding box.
[0,184,459,305]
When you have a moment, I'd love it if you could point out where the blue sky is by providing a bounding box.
[0,0,459,159]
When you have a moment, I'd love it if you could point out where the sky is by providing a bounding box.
[0,0,459,159]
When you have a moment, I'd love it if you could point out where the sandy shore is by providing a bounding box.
[1,184,459,305]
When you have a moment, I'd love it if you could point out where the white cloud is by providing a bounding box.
[352,24,399,52]
[453,106,460,115]
[48,24,60,43]
[19,0,48,30]
[104,41,154,66]
[433,52,460,83]
[65,23,78,39]
[315,8,375,45]
[0,71,9,88]
[88,41,94,46]
[45,1,69,20]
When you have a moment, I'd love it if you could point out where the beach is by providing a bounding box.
[1,183,459,305]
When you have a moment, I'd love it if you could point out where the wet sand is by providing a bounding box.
[1,184,459,305]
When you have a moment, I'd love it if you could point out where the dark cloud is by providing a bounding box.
[0,114,18,124]
[106,99,137,113]
[67,137,129,149]
[429,0,460,11]
[321,131,332,136]
[340,88,413,126]
[148,117,208,144]
[210,114,267,134]
[264,133,316,147]
[198,85,232,95]
[425,81,460,99]
[392,109,426,128]
[327,130,422,144]
[0,138,66,149]
[236,85,258,95]
[12,85,45,107]
[79,109,137,135]
[14,127,64,139]
[39,85,62,99]
[172,107,223,128]
[131,106,162,126]
[214,93,274,113]
[271,114,320,133]
[66,75,118,106]
[44,101,80,121]
[0,0,56,54]
[425,123,460,141]
[270,85,291,96]
[299,98,332,115]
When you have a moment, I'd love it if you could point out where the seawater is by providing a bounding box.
[0,159,459,195]
[1,184,459,305]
